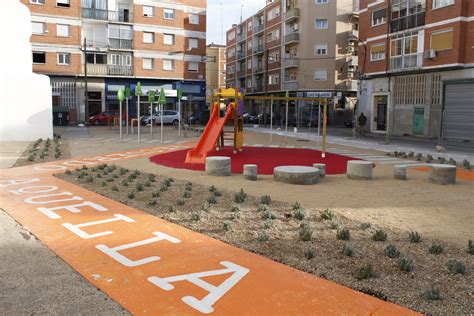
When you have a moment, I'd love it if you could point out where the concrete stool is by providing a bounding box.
[312,163,326,177]
[347,160,373,180]
[429,164,456,185]
[243,164,257,181]
[394,165,407,180]
[274,166,319,185]
[205,157,231,176]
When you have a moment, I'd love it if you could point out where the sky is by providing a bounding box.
[206,0,267,45]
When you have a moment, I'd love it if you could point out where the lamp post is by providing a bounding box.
[135,82,143,143]
[117,88,124,141]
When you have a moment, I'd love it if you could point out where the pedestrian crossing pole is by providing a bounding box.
[117,88,124,142]
[159,88,167,144]
[135,82,143,144]
[125,87,131,135]
[147,90,156,139]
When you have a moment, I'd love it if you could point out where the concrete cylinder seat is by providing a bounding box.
[205,157,231,176]
[346,160,373,180]
[274,166,319,185]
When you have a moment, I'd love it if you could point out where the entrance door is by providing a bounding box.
[87,91,102,116]
[413,107,424,135]
[374,95,387,131]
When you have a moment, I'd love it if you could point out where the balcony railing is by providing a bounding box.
[253,66,264,74]
[109,38,133,50]
[389,54,423,71]
[347,80,358,91]
[87,64,133,76]
[284,32,300,44]
[252,85,263,93]
[82,8,133,23]
[237,33,246,42]
[253,44,264,54]
[282,81,298,91]
[253,24,264,34]
[236,70,246,77]
[237,52,246,60]
[283,59,299,68]
[284,8,300,21]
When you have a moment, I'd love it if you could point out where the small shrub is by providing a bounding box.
[299,223,313,241]
[96,173,102,179]
[186,181,193,187]
[148,199,157,206]
[223,221,231,232]
[355,264,376,280]
[408,151,415,157]
[111,185,119,192]
[101,181,107,187]
[144,181,151,187]
[429,243,444,255]
[415,153,423,161]
[426,154,433,163]
[342,244,354,257]
[447,259,467,274]
[292,201,301,210]
[398,258,414,272]
[234,188,247,203]
[230,212,240,220]
[97,164,107,170]
[409,231,422,243]
[329,221,339,230]
[133,169,141,176]
[127,192,135,199]
[209,185,217,192]
[119,168,128,175]
[423,287,440,301]
[168,205,176,213]
[102,171,109,176]
[230,206,240,213]
[85,176,94,183]
[112,174,119,179]
[106,177,114,183]
[176,198,185,206]
[128,173,136,180]
[121,179,129,186]
[293,208,305,220]
[152,191,160,198]
[360,222,371,230]
[201,201,211,212]
[160,183,168,192]
[185,183,193,192]
[27,155,35,162]
[162,179,172,188]
[167,177,174,183]
[320,209,335,221]
[135,183,144,191]
[304,249,316,260]
[213,189,222,197]
[384,244,400,258]
[54,153,61,159]
[65,170,71,175]
[207,195,217,205]
[258,231,269,242]
[337,229,350,241]
[148,174,156,182]
[260,195,271,205]
[261,211,276,220]
[372,230,387,242]
[182,191,191,198]
[257,204,268,212]
[264,219,274,229]
[448,158,457,166]
[191,212,201,221]
[468,240,474,255]
[463,159,471,169]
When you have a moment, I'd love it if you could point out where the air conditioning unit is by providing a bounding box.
[424,49,437,59]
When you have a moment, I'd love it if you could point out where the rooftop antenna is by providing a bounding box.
[220,2,224,44]
[240,1,244,23]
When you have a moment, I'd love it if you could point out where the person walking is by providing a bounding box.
[358,112,367,136]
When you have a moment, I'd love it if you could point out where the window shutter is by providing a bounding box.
[371,44,385,54]
[373,9,387,20]
[431,30,453,51]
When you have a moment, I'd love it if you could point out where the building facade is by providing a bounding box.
[225,0,359,126]
[24,0,206,123]
[205,43,226,104]
[358,0,474,141]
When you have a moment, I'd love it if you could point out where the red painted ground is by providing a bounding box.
[150,146,361,175]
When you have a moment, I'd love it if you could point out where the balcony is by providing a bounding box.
[347,80,358,91]
[252,84,263,93]
[109,38,133,50]
[283,58,299,68]
[389,54,423,71]
[253,24,264,34]
[87,64,133,76]
[253,66,264,74]
[236,70,246,78]
[82,8,133,23]
[237,52,246,60]
[253,44,264,54]
[282,81,298,91]
[348,29,359,41]
[284,32,300,44]
[284,8,300,22]
[237,33,246,42]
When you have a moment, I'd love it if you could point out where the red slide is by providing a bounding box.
[185,104,234,164]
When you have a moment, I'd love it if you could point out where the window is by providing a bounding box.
[372,9,387,26]
[57,53,70,65]
[189,13,199,25]
[247,60,252,69]
[163,59,174,71]
[275,7,280,17]
[32,52,46,64]
[228,31,235,41]
[267,10,273,21]
[143,6,154,17]
[430,29,453,51]
[122,55,132,66]
[247,21,252,32]
[315,19,328,29]
[433,0,454,9]
[267,29,280,42]
[143,58,154,69]
[390,32,420,69]
[56,0,70,7]
[315,44,328,55]
[268,74,279,85]
[163,34,175,45]
[315,0,328,3]
[56,24,70,37]
[164,8,175,20]
[370,44,386,61]
[391,0,426,33]
[314,69,327,81]
[269,51,279,63]
[30,0,45,4]
[32,22,46,35]
[188,38,199,49]
[248,41,252,49]
[247,80,251,88]
[143,32,154,43]
[110,54,120,65]
[188,62,199,72]
[86,53,106,64]
[109,25,132,40]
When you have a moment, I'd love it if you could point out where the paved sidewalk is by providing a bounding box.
[0,141,29,169]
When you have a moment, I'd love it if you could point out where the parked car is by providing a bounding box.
[344,119,354,128]
[188,110,210,125]
[88,111,125,125]
[243,112,259,124]
[141,110,181,126]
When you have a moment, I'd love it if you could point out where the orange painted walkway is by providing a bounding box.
[414,166,474,181]
[0,144,418,315]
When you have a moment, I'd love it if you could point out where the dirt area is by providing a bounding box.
[56,165,474,315]
[0,209,129,315]
[13,136,70,167]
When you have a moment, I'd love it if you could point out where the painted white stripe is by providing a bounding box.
[269,144,280,148]
[31,14,81,25]
[252,144,263,147]
[31,43,81,54]
[134,50,203,62]
[133,24,206,39]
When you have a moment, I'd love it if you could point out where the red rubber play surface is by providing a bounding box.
[149,146,361,175]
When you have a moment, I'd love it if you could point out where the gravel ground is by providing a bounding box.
[56,165,474,315]
[0,209,129,316]
[13,136,70,167]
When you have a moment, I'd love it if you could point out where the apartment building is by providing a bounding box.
[23,0,206,122]
[225,0,359,124]
[205,43,226,104]
[358,0,474,141]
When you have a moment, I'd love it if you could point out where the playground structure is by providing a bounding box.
[184,88,330,165]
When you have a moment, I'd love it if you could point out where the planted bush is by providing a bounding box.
[398,258,414,272]
[152,191,160,198]
[191,212,201,221]
[209,185,217,192]
[384,244,400,258]
[320,209,335,221]
[101,181,107,187]
[299,222,313,241]
[148,174,156,182]
[148,199,157,206]
[127,192,135,199]
[182,191,191,199]
[258,231,269,242]
[106,177,114,183]
[360,222,371,230]
[176,198,185,206]
[468,240,474,255]
[65,170,71,175]
[230,212,240,220]
[160,183,168,192]
[463,159,471,169]
[121,179,129,186]
[207,195,217,205]
[111,185,119,192]
[447,259,467,274]
[423,287,440,301]
[292,201,301,210]
[372,229,387,242]
[342,244,354,257]
[429,243,444,255]
[135,183,144,191]
[304,249,316,260]
[234,188,247,203]
[415,153,423,161]
[409,231,422,243]
[230,206,240,213]
[144,181,151,187]
[336,229,350,241]
[329,222,339,230]
[293,208,305,220]
[260,195,271,205]
[257,204,268,213]
[261,210,276,220]
[168,205,176,213]
[223,221,231,232]
[355,264,376,280]
[212,189,222,197]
